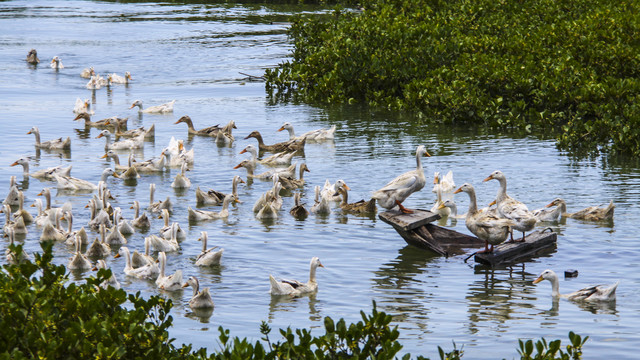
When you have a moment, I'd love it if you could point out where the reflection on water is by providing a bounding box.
[268,292,320,323]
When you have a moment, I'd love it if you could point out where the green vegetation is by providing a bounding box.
[1,243,587,359]
[265,0,640,156]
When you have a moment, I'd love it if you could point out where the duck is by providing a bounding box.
[129,99,175,114]
[85,224,111,259]
[239,144,295,167]
[252,178,282,213]
[105,212,127,246]
[96,129,144,151]
[87,198,112,230]
[73,98,93,115]
[114,207,134,235]
[92,260,121,290]
[174,115,221,136]
[156,251,184,291]
[182,276,215,309]
[32,199,50,227]
[188,194,237,221]
[158,209,186,241]
[112,119,154,139]
[171,162,191,189]
[11,157,72,181]
[2,176,19,206]
[62,210,88,246]
[26,49,40,65]
[101,150,130,171]
[289,192,309,219]
[278,163,310,190]
[130,153,166,173]
[277,122,336,142]
[27,126,71,150]
[196,175,244,206]
[321,179,347,202]
[431,171,456,217]
[50,56,64,69]
[483,170,538,242]
[334,184,377,214]
[86,75,103,90]
[115,246,159,280]
[372,145,430,214]
[310,185,331,215]
[54,168,118,192]
[454,183,516,254]
[565,200,615,222]
[2,204,27,236]
[148,183,173,213]
[244,130,305,153]
[80,67,95,79]
[146,222,180,252]
[195,231,224,266]
[131,237,155,268]
[269,257,325,296]
[73,112,124,129]
[436,199,467,219]
[532,198,567,222]
[12,191,34,225]
[533,269,619,302]
[67,235,92,271]
[37,187,72,220]
[256,193,279,220]
[130,200,151,229]
[216,120,237,144]
[108,71,132,84]
[5,227,30,265]
[39,208,66,242]
[234,159,296,180]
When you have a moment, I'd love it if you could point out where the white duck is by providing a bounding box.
[146,222,180,252]
[67,235,92,271]
[13,191,34,225]
[50,56,64,69]
[310,185,331,215]
[54,168,118,191]
[11,157,72,181]
[533,198,567,222]
[129,99,175,114]
[73,98,93,114]
[148,183,172,213]
[39,208,66,242]
[2,204,27,236]
[156,251,184,291]
[32,199,50,227]
[132,237,155,268]
[86,75,102,90]
[239,144,295,167]
[87,198,112,230]
[533,269,619,301]
[372,145,430,214]
[195,231,224,266]
[269,257,325,296]
[116,247,159,280]
[188,194,237,221]
[196,175,244,206]
[80,67,95,79]
[171,162,191,189]
[105,213,127,246]
[108,71,132,84]
[321,179,347,202]
[85,224,111,259]
[62,210,88,246]
[158,209,186,241]
[483,170,537,242]
[92,260,121,290]
[5,227,30,265]
[3,176,19,206]
[278,122,336,142]
[182,276,215,309]
[96,130,144,151]
[130,200,151,229]
[114,207,134,235]
[27,126,71,150]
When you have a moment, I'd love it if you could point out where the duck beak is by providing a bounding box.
[453,187,463,194]
[533,276,543,284]
[114,253,121,259]
[277,126,285,132]
[91,266,98,271]
[433,175,438,184]
[10,161,18,166]
[545,201,555,208]
[73,114,82,121]
[437,202,446,210]
[96,133,104,139]
[233,163,242,169]
[343,183,351,191]
[173,119,181,124]
[112,172,120,178]
[319,262,325,268]
[30,204,35,207]
[129,104,135,109]
[239,178,246,184]
[239,148,247,154]
[182,283,189,288]
[100,154,108,159]
[37,191,43,196]
[424,151,431,157]
[482,175,493,182]
[27,130,32,135]
[488,200,496,207]
[243,134,252,139]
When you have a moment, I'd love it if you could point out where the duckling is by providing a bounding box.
[129,99,175,114]
[85,224,111,259]
[216,120,237,144]
[148,183,172,213]
[244,130,305,153]
[26,49,39,65]
[146,223,180,252]
[11,157,72,181]
[68,235,92,271]
[115,247,159,280]
[188,194,237,221]
[158,209,186,241]
[5,227,30,265]
[156,252,183,291]
[310,185,331,215]
[130,200,151,229]
[171,162,191,189]
[92,260,120,290]
[196,175,244,206]
[182,276,215,309]
[195,231,224,267]
[289,192,309,219]
[334,183,376,215]
[27,126,71,150]
[278,163,310,190]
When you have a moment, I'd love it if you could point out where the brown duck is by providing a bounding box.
[334,183,377,214]
[244,130,305,153]
[174,115,221,136]
[278,163,310,190]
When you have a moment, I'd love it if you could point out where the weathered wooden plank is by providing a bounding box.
[378,209,440,232]
[474,229,557,267]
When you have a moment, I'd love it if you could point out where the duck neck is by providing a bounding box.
[67,213,73,232]
[286,127,296,140]
[496,177,508,203]
[309,263,318,284]
[549,274,561,298]
[298,165,306,180]
[340,188,348,206]
[222,197,232,211]
[32,129,41,146]
[184,118,196,132]
[201,233,208,252]
[44,190,51,210]
[415,150,423,172]
[159,254,166,277]
[465,188,478,215]
[111,154,121,166]
[100,171,110,182]
[192,278,200,296]
[252,133,265,146]
[232,177,240,196]
[133,202,140,218]
[21,162,29,175]
[149,186,155,206]
[123,248,132,270]
[450,202,458,217]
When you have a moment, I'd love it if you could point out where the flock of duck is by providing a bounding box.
[3,50,619,314]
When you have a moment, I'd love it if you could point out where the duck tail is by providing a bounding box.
[269,275,284,295]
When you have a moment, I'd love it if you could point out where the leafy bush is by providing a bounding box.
[0,244,587,359]
[265,0,640,156]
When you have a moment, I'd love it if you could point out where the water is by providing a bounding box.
[1,1,640,358]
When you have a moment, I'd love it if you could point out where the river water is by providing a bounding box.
[1,1,639,358]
